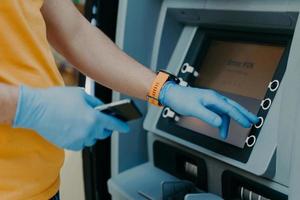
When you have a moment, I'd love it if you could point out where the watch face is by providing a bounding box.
[159,70,180,84]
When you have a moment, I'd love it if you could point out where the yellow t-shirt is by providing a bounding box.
[0,0,65,199]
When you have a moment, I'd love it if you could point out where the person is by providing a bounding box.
[0,0,259,199]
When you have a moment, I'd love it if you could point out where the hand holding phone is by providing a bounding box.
[95,99,142,122]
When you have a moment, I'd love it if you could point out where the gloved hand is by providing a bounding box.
[13,86,129,151]
[159,82,259,139]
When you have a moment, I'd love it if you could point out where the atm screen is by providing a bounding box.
[177,40,285,148]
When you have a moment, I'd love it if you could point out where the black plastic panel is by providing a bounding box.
[222,171,288,200]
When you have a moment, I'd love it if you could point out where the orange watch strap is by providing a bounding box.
[147,71,170,106]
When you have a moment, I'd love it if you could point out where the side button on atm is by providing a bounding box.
[268,80,280,92]
[261,98,272,110]
[254,117,264,129]
[162,107,180,122]
[181,63,199,77]
[178,77,188,87]
[246,135,256,148]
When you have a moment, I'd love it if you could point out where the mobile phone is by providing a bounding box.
[95,99,142,122]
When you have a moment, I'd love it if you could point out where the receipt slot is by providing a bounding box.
[108,1,300,200]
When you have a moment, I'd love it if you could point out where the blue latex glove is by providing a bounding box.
[13,86,129,151]
[159,82,259,139]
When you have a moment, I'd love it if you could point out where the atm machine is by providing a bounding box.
[107,0,300,199]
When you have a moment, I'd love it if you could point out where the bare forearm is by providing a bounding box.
[0,84,18,124]
[42,0,155,100]
[55,25,155,100]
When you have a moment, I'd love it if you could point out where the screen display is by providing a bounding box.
[177,40,285,148]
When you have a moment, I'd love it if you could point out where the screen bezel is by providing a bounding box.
[157,28,292,163]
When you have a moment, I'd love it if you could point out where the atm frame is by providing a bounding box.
[157,12,295,163]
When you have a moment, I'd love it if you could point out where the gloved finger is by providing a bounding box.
[206,97,251,128]
[219,114,230,139]
[66,141,85,151]
[192,106,222,127]
[94,127,113,140]
[99,128,113,139]
[83,93,103,108]
[224,97,259,124]
[97,112,130,133]
[84,138,97,147]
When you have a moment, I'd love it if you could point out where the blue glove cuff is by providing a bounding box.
[13,85,37,129]
[13,85,26,128]
[158,81,177,106]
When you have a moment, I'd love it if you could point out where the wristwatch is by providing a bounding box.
[147,70,179,106]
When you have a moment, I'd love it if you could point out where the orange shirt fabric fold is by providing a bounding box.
[0,0,65,199]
